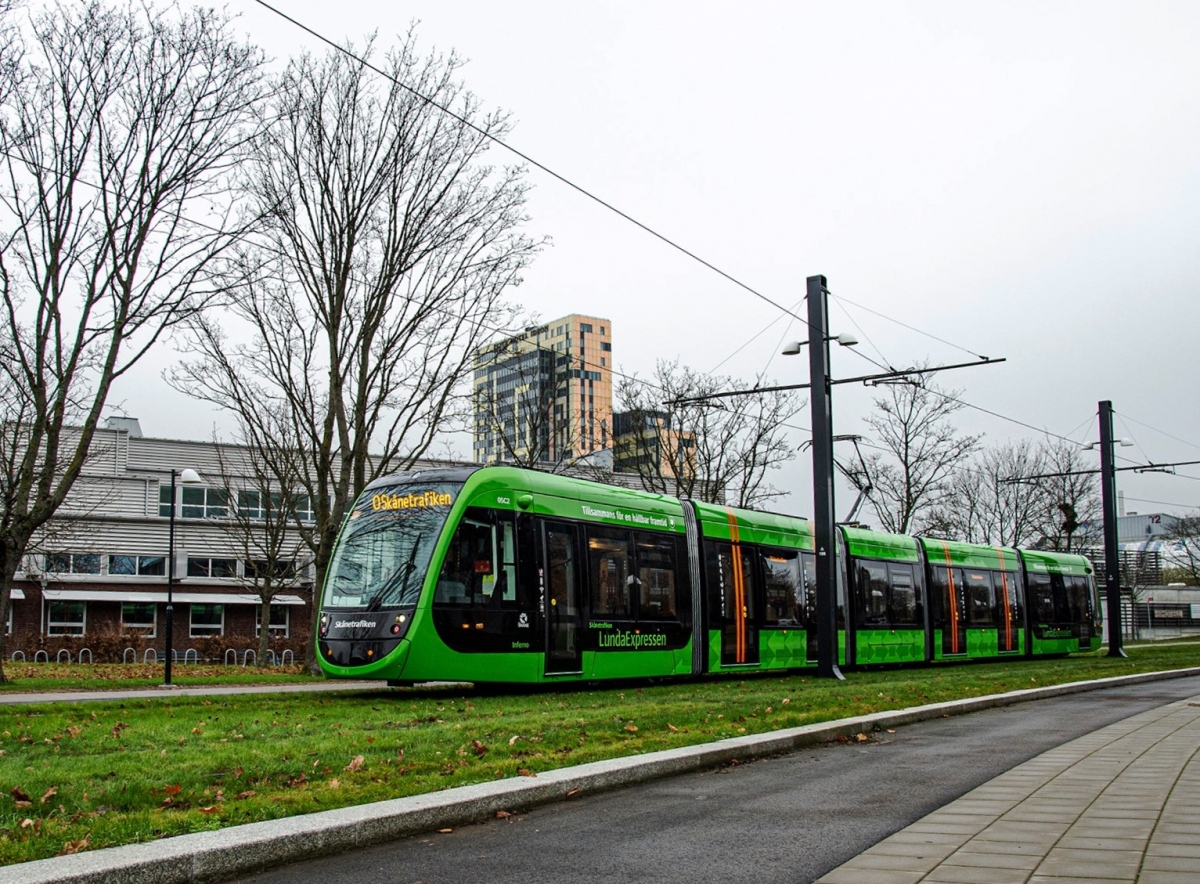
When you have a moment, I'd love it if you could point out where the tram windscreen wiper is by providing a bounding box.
[364,536,422,611]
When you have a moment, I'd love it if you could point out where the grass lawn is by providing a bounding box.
[2,644,1199,866]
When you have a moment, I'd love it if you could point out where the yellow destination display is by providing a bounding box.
[371,490,454,511]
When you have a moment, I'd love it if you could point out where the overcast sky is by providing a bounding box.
[113,0,1200,519]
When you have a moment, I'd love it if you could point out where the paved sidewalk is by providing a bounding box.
[818,693,1200,884]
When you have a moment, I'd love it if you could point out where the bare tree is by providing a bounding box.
[0,0,264,682]
[170,34,541,669]
[615,360,801,508]
[1163,514,1200,586]
[1033,439,1102,551]
[208,418,312,667]
[917,440,1047,545]
[917,436,1102,550]
[860,370,982,534]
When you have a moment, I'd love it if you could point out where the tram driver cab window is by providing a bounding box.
[435,509,517,608]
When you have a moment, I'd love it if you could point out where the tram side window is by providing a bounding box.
[588,527,684,623]
[1066,575,1092,621]
[856,562,889,626]
[588,527,632,617]
[855,561,919,628]
[761,550,802,626]
[636,533,680,622]
[888,563,919,626]
[965,569,998,626]
[1028,573,1055,623]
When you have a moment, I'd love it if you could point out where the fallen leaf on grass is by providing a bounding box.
[11,786,31,803]
[345,755,364,772]
[62,836,90,855]
[471,740,487,757]
[518,768,536,778]
[40,787,57,804]
[624,724,638,733]
[236,791,257,800]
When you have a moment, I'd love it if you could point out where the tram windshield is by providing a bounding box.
[322,482,461,610]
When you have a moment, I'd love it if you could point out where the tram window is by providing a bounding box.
[588,527,632,617]
[761,550,802,626]
[1066,576,1091,620]
[1029,573,1055,623]
[706,542,757,625]
[995,570,1021,621]
[888,563,919,626]
[965,569,996,626]
[434,510,523,610]
[636,533,678,621]
[1049,574,1073,622]
[856,562,889,626]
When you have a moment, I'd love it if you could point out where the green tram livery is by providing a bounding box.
[317,466,1101,684]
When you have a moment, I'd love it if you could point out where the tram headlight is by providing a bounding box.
[319,614,329,638]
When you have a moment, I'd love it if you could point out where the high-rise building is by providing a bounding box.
[612,409,696,481]
[472,314,612,465]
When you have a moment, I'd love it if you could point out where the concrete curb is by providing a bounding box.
[5,666,1200,884]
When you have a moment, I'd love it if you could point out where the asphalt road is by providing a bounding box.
[235,675,1200,884]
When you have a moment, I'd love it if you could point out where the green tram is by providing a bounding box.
[317,465,1101,684]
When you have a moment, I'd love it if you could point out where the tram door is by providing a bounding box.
[933,565,968,657]
[710,542,759,667]
[543,523,583,675]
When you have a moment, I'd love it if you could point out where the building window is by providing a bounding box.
[47,601,86,636]
[580,323,593,333]
[5,603,12,635]
[187,557,239,579]
[245,559,297,581]
[237,489,313,523]
[600,326,606,335]
[108,555,166,577]
[121,602,157,636]
[159,484,173,517]
[189,603,224,637]
[600,342,611,351]
[255,604,290,637]
[181,486,229,519]
[45,553,102,574]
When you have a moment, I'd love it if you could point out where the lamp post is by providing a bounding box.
[164,468,201,686]
[782,274,858,679]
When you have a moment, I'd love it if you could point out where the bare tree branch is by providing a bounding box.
[169,33,542,670]
[0,0,265,682]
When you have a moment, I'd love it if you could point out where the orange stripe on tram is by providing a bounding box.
[727,511,745,664]
[996,548,1013,652]
[942,542,960,655]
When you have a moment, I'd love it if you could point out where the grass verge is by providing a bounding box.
[2,644,1199,866]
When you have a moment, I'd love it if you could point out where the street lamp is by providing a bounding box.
[164,467,201,686]
[782,276,859,679]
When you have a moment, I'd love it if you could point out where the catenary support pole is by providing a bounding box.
[808,275,844,679]
[1099,400,1126,657]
